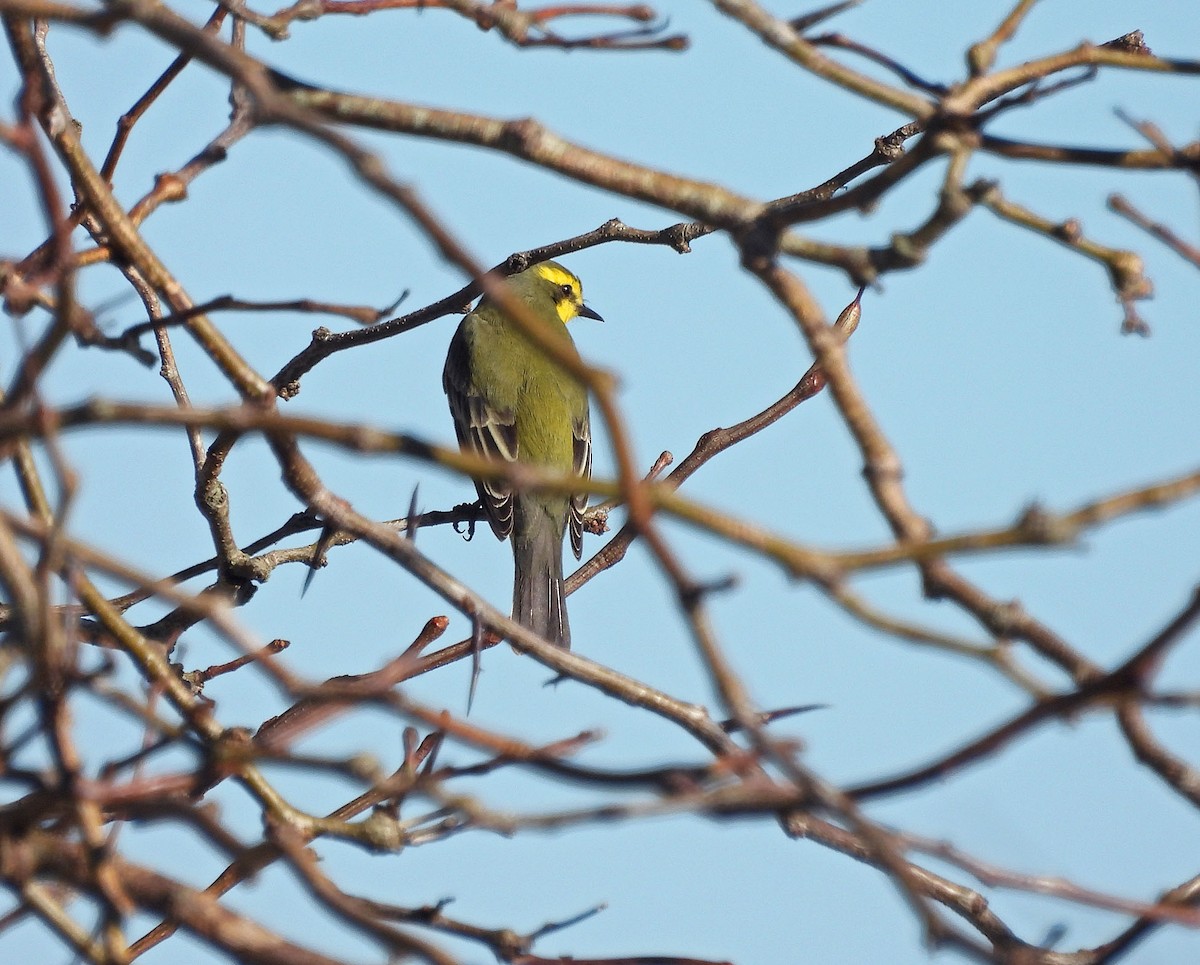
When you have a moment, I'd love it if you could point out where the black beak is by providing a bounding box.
[578,303,604,322]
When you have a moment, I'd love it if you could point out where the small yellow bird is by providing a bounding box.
[442,261,601,648]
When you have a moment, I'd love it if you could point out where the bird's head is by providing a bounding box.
[525,261,604,325]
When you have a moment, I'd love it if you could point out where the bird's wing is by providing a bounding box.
[568,411,591,559]
[443,321,516,541]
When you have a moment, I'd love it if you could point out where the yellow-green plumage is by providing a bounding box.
[442,261,600,648]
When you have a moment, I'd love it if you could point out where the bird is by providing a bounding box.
[443,260,602,648]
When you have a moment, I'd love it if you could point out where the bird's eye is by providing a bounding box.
[559,283,573,297]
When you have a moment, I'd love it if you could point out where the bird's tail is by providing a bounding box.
[512,511,571,649]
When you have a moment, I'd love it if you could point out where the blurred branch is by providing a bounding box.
[711,0,935,118]
[967,0,1040,76]
[975,180,1154,334]
[3,407,1199,596]
[852,585,1200,802]
[6,832,353,965]
[99,6,229,180]
[901,830,1200,926]
[1108,193,1200,268]
[981,132,1200,171]
[808,31,947,94]
[944,33,1200,115]
[237,0,688,51]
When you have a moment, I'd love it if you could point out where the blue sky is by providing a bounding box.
[2,1,1199,962]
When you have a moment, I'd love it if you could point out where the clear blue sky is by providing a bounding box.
[2,1,1199,962]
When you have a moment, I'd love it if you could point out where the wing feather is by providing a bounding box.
[443,321,516,541]
[568,412,591,559]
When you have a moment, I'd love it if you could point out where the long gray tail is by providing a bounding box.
[511,513,571,649]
